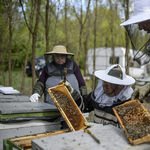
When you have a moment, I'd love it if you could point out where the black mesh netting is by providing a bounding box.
[125,24,150,66]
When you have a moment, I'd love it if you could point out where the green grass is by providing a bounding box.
[0,69,93,98]
[0,69,34,97]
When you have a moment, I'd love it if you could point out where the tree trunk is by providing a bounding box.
[93,0,98,90]
[108,0,115,64]
[8,0,12,86]
[45,0,50,52]
[74,0,91,65]
[32,0,41,88]
[49,2,60,51]
[76,3,83,66]
[21,0,34,93]
[0,47,5,86]
[77,25,83,65]
[84,39,88,76]
[125,0,130,75]
[21,32,32,93]
[65,0,69,51]
[83,17,90,77]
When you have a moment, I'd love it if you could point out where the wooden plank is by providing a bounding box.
[9,129,69,149]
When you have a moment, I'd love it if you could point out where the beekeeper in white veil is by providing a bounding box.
[120,0,150,102]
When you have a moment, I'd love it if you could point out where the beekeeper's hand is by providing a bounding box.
[84,122,95,128]
[131,83,150,103]
[58,80,74,94]
[30,93,40,102]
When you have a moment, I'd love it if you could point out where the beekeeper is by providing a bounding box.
[65,64,135,127]
[30,45,87,108]
[120,0,150,102]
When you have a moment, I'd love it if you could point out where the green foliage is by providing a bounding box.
[79,57,85,70]
[0,69,33,96]
[12,42,28,67]
[0,0,141,72]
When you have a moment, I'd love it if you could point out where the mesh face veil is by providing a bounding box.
[120,0,150,66]
[124,23,150,66]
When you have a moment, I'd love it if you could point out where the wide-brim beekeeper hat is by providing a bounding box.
[94,64,135,86]
[120,0,150,26]
[44,45,74,55]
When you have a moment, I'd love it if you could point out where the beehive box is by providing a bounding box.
[47,84,88,131]
[3,129,69,150]
[1,121,61,150]
[113,99,150,145]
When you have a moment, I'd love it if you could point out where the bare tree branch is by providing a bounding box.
[19,0,32,34]
[83,0,91,27]
[50,1,60,50]
[73,5,82,25]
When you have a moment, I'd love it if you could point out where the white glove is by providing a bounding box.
[84,122,95,128]
[30,93,40,102]
[58,80,74,94]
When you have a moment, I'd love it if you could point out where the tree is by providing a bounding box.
[120,0,130,75]
[40,0,60,52]
[124,0,130,75]
[20,0,33,93]
[19,0,41,88]
[72,0,91,65]
[4,0,20,86]
[0,1,8,86]
[106,0,118,64]
[64,0,69,50]
[92,0,98,90]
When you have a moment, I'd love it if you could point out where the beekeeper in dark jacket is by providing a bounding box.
[30,45,87,110]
